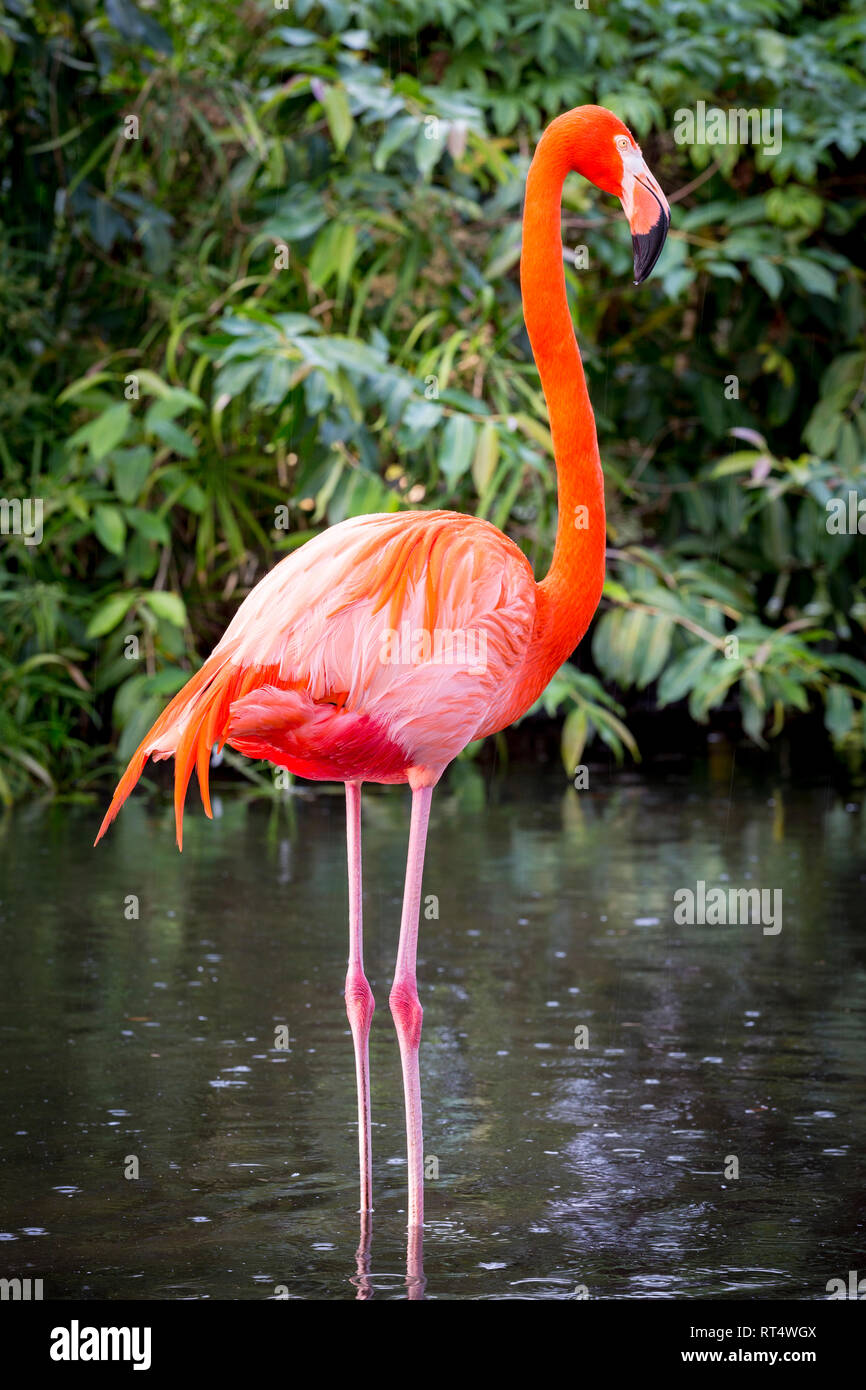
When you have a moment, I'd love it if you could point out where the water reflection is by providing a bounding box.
[0,765,863,1299]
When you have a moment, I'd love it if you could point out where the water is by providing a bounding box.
[1,763,864,1300]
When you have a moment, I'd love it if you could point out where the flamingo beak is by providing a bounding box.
[621,157,670,285]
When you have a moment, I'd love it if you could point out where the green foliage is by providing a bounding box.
[1,0,865,798]
[530,665,639,772]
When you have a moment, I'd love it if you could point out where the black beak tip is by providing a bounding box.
[632,212,670,286]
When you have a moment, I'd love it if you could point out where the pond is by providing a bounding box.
[1,761,863,1300]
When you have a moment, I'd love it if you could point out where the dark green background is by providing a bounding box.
[1,0,865,803]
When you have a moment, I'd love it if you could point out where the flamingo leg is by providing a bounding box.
[390,783,433,1228]
[345,781,374,1213]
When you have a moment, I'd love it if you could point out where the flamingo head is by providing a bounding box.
[570,107,671,285]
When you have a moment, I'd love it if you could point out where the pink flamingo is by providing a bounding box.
[96,106,669,1230]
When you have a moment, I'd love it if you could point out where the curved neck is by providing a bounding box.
[521,118,606,667]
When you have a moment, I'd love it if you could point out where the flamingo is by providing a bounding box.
[95,105,669,1232]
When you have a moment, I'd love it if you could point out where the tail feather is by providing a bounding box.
[195,695,220,822]
[94,640,257,850]
[172,715,202,853]
[94,748,151,847]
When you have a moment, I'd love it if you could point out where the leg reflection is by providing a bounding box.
[349,1212,426,1300]
[351,1209,373,1301]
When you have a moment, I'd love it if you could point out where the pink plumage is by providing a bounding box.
[96,509,537,848]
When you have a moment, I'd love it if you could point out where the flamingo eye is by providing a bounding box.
[615,135,631,153]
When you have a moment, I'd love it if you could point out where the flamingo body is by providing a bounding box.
[97,508,542,846]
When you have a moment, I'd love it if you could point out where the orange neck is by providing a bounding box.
[521,116,606,676]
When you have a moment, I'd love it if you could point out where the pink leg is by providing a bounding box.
[345,782,374,1213]
[406,1221,426,1300]
[389,784,433,1228]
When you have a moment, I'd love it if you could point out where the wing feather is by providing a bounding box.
[96,510,537,847]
